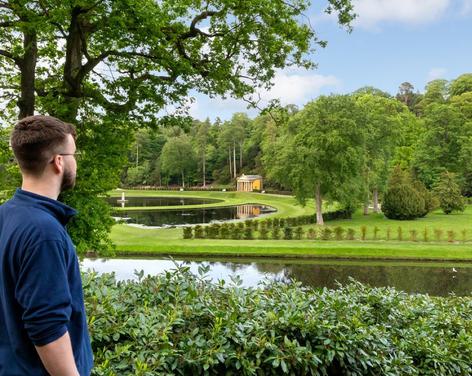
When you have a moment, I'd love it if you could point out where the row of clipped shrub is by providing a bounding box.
[183,222,470,242]
[182,208,353,239]
[84,268,472,375]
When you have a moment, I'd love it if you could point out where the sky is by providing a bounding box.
[186,0,472,121]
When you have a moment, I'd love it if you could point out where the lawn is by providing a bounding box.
[109,189,472,261]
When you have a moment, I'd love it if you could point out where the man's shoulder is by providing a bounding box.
[1,201,66,242]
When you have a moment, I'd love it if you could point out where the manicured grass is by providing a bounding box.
[315,206,472,241]
[108,190,472,261]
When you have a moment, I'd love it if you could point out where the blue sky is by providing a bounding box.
[187,0,472,121]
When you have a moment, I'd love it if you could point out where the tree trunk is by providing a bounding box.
[18,31,37,119]
[228,148,232,177]
[373,188,380,213]
[233,142,237,178]
[240,143,242,169]
[363,197,369,216]
[315,184,324,225]
[202,152,206,187]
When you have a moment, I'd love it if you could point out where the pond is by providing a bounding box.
[81,257,472,297]
[108,196,223,207]
[114,204,277,227]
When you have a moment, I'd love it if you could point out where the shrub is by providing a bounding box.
[204,225,212,238]
[220,224,230,239]
[244,219,254,229]
[294,226,304,240]
[386,227,391,241]
[283,226,293,240]
[320,227,332,240]
[266,218,273,229]
[84,270,472,376]
[434,228,443,242]
[433,171,466,214]
[447,230,456,243]
[373,226,380,240]
[210,223,221,238]
[334,226,345,240]
[307,228,317,240]
[194,225,204,239]
[382,166,426,220]
[244,226,254,240]
[409,229,418,242]
[271,227,281,240]
[346,228,356,240]
[272,218,280,228]
[461,229,467,243]
[397,226,403,241]
[423,228,429,242]
[361,225,367,241]
[259,227,269,240]
[182,227,193,239]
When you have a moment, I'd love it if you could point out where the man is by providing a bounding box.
[0,115,93,375]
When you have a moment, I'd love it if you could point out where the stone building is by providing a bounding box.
[236,174,263,192]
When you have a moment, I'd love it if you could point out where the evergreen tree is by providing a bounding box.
[433,171,465,214]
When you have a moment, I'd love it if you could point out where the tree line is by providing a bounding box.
[122,73,472,223]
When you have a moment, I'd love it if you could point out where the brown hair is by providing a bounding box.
[11,115,76,176]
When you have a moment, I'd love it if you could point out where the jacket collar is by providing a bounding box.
[13,188,77,226]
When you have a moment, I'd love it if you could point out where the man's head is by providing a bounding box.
[11,115,78,192]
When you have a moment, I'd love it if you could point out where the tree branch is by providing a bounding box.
[0,49,22,66]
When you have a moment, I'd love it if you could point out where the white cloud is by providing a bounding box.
[194,70,341,120]
[428,67,447,81]
[460,0,472,15]
[352,0,451,28]
[260,71,340,105]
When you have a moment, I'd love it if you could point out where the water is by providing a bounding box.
[114,204,276,227]
[108,196,223,207]
[81,257,472,296]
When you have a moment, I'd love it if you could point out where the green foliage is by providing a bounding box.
[243,226,254,240]
[182,227,193,239]
[433,171,466,214]
[271,227,281,240]
[294,226,304,240]
[423,228,429,242]
[434,228,443,242]
[283,226,293,240]
[382,166,426,220]
[397,227,403,241]
[334,226,345,240]
[307,228,317,240]
[360,225,367,240]
[409,229,418,242]
[386,227,391,241]
[447,230,456,243]
[194,225,204,239]
[259,226,269,240]
[320,227,333,240]
[84,270,472,375]
[220,223,230,239]
[346,228,356,240]
[373,226,380,240]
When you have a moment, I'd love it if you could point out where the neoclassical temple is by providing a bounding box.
[236,174,263,192]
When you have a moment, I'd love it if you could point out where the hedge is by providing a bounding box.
[84,268,472,375]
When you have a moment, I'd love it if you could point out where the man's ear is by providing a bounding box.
[50,155,64,174]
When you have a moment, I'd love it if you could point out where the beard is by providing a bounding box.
[60,167,76,192]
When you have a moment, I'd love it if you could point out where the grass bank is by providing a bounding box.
[109,190,472,261]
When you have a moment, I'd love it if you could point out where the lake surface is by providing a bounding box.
[81,257,472,296]
[108,196,223,207]
[114,204,277,227]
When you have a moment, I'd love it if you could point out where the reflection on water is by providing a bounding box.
[108,196,223,207]
[115,204,276,227]
[81,257,472,296]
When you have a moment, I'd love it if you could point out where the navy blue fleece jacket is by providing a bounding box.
[0,189,93,375]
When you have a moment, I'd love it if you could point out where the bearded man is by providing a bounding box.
[0,115,93,375]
